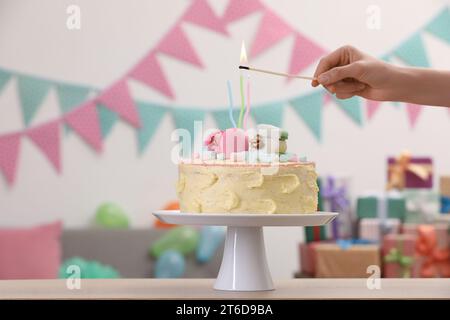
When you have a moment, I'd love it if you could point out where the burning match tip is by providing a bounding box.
[239,65,250,70]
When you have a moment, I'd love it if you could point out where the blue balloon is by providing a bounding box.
[196,226,226,263]
[154,250,185,278]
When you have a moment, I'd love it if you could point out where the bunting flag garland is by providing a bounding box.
[0,133,21,185]
[290,91,323,141]
[183,0,228,35]
[17,75,52,126]
[222,0,263,24]
[129,53,174,99]
[366,100,382,120]
[0,69,11,93]
[0,2,449,187]
[288,33,326,78]
[406,103,423,128]
[97,104,119,139]
[136,102,167,153]
[251,101,285,127]
[334,96,363,126]
[250,9,293,58]
[26,120,61,173]
[97,80,141,128]
[393,33,430,68]
[64,101,102,152]
[156,25,204,68]
[425,7,450,43]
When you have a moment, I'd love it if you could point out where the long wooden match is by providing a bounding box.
[239,65,316,81]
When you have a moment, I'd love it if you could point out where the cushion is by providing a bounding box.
[0,221,62,279]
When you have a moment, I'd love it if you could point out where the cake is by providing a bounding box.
[176,124,319,214]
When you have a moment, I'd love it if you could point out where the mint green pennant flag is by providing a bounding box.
[334,96,363,126]
[212,109,241,130]
[17,75,52,126]
[0,69,11,93]
[380,53,391,63]
[425,8,450,43]
[290,91,323,141]
[97,104,119,138]
[251,101,285,127]
[56,83,90,113]
[136,102,166,153]
[172,108,205,142]
[394,33,430,67]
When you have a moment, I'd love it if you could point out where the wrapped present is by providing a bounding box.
[321,176,353,239]
[314,243,380,278]
[299,241,327,276]
[383,234,417,278]
[304,178,327,243]
[441,196,450,214]
[440,176,450,197]
[387,152,433,190]
[359,218,400,242]
[403,189,440,223]
[356,191,406,221]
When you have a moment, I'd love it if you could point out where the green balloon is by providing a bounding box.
[95,203,129,228]
[150,226,200,258]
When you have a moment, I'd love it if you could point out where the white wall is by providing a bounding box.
[0,0,449,279]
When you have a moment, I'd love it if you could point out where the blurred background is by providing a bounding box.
[0,0,449,280]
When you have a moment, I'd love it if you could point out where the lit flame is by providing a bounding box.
[240,41,248,64]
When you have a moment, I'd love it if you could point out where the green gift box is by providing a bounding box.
[305,178,327,242]
[356,193,406,221]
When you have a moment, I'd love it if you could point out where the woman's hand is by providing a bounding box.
[312,45,399,101]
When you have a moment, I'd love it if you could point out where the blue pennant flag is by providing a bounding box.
[425,8,450,44]
[97,104,119,139]
[172,108,205,143]
[394,33,430,67]
[334,96,363,126]
[56,83,91,114]
[211,109,241,130]
[136,102,167,153]
[0,69,11,93]
[17,75,52,126]
[251,101,285,127]
[290,91,323,141]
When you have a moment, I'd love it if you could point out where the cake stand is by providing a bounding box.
[153,210,338,292]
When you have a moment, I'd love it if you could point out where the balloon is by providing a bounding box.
[154,250,185,278]
[150,226,199,258]
[154,201,179,228]
[95,203,129,228]
[196,226,226,263]
[59,257,121,279]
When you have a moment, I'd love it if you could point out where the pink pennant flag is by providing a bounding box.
[223,0,263,24]
[26,120,61,173]
[250,9,293,58]
[129,52,174,99]
[183,0,228,35]
[288,33,326,79]
[64,101,102,152]
[97,80,141,128]
[366,99,381,120]
[157,25,203,68]
[0,132,21,186]
[406,103,422,127]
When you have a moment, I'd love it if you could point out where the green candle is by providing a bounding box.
[238,74,245,128]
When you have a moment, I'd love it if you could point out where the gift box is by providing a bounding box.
[440,176,450,197]
[299,241,327,276]
[314,243,380,278]
[356,192,406,220]
[359,218,400,242]
[320,176,353,239]
[403,189,440,223]
[387,154,433,190]
[402,223,450,277]
[383,234,418,278]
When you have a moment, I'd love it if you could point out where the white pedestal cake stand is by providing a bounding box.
[153,210,338,292]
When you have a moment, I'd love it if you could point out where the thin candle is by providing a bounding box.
[244,75,251,130]
[226,80,237,128]
[237,41,248,128]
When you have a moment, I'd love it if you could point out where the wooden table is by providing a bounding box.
[0,279,449,300]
